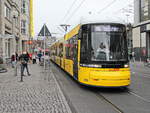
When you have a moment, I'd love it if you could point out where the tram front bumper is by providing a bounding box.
[79,68,131,87]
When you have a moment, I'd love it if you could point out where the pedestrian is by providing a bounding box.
[32,53,36,64]
[44,53,50,66]
[26,51,32,62]
[38,51,42,63]
[11,53,16,68]
[131,51,135,62]
[15,52,19,61]
[19,51,31,76]
[129,53,132,61]
[142,49,147,62]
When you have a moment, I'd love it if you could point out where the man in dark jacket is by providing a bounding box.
[19,51,31,76]
[11,53,16,68]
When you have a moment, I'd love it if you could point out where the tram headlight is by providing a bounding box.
[80,64,102,68]
[88,64,102,68]
[124,64,129,68]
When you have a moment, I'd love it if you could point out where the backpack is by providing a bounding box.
[20,54,28,64]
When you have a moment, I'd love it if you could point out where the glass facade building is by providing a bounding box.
[133,0,150,61]
[140,0,150,22]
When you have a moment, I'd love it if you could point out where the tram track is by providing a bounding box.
[93,86,150,113]
[51,63,125,113]
[122,88,150,103]
[94,87,150,113]
[51,62,150,113]
[128,90,150,103]
[94,92,124,113]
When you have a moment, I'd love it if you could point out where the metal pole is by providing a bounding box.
[44,24,46,70]
[20,64,23,82]
[15,62,17,76]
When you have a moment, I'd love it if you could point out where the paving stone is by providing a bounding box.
[0,64,72,113]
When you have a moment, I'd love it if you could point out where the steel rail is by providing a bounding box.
[124,89,150,103]
[94,92,124,113]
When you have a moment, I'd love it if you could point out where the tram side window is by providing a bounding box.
[52,48,55,56]
[57,46,59,56]
[51,47,53,56]
[66,40,71,59]
[69,37,74,60]
[66,37,76,60]
[65,41,68,58]
[81,32,89,62]
[72,35,78,59]
[59,44,63,57]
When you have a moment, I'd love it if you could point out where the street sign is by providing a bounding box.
[38,24,51,36]
[38,24,51,70]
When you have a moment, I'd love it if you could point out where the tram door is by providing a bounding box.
[73,36,78,80]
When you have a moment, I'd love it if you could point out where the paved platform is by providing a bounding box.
[0,64,72,113]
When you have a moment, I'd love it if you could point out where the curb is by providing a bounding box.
[50,69,72,113]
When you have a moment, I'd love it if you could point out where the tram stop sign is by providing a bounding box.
[38,24,51,36]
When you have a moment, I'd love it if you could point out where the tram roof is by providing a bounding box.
[79,16,126,25]
[50,17,126,44]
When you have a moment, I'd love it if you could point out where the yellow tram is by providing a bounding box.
[50,21,131,87]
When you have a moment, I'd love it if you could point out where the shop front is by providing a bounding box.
[140,24,150,61]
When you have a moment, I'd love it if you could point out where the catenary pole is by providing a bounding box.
[44,24,46,70]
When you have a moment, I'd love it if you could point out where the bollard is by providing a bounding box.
[20,74,23,82]
[20,64,23,82]
[14,62,17,76]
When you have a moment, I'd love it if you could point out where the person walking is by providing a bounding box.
[38,51,42,63]
[11,53,16,68]
[19,51,31,76]
[32,53,37,64]
[15,52,19,61]
[131,51,135,62]
[44,53,50,67]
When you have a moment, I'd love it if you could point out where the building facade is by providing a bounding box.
[20,0,30,52]
[0,0,31,61]
[133,0,150,61]
[0,0,20,60]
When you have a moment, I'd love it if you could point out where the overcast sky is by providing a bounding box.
[34,0,134,37]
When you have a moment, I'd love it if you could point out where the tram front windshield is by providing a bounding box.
[80,24,128,63]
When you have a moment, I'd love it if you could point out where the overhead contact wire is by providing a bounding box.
[65,0,86,23]
[98,0,117,14]
[61,0,78,23]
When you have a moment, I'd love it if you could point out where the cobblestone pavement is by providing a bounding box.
[0,64,72,113]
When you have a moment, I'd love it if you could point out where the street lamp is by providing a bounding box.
[60,24,70,40]
[60,24,71,32]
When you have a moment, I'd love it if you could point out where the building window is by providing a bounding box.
[21,0,26,14]
[13,11,19,27]
[21,20,26,35]
[4,5,11,20]
[14,17,19,27]
[140,0,150,22]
